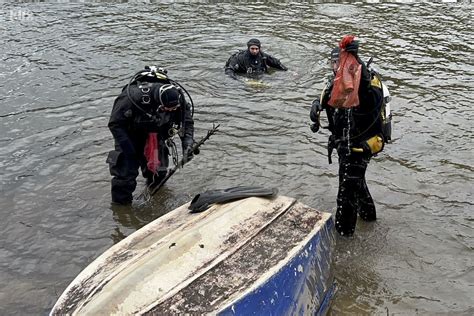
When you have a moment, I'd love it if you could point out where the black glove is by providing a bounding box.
[310,99,322,121]
[310,122,320,133]
[183,146,194,162]
[344,40,359,56]
[310,99,322,133]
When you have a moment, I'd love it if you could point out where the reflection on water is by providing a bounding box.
[0,1,473,315]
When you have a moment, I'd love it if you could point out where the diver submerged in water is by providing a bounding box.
[224,38,288,79]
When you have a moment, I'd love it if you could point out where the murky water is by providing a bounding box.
[1,1,472,315]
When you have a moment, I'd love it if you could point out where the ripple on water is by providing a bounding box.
[0,2,473,315]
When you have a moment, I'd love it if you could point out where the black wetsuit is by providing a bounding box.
[107,81,194,204]
[321,61,383,236]
[225,50,287,78]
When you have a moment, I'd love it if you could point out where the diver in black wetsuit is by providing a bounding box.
[310,39,386,237]
[225,38,288,79]
[107,67,195,205]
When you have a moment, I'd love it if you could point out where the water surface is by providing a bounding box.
[0,1,472,315]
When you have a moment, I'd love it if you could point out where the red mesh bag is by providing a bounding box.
[144,133,160,174]
[328,35,362,108]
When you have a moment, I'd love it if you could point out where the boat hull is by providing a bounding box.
[51,196,335,315]
[218,214,335,316]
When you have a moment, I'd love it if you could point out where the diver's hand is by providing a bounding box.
[310,122,320,133]
[309,99,322,133]
[310,99,323,118]
[183,146,194,163]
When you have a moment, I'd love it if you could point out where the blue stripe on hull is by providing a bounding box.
[219,216,336,316]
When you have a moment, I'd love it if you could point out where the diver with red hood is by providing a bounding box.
[225,38,288,79]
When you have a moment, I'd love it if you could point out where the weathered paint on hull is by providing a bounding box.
[51,196,335,315]
[218,215,335,316]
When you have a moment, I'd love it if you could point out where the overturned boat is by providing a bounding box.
[51,191,336,315]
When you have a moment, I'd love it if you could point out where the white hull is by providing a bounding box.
[51,196,335,315]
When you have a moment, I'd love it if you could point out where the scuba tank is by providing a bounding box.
[367,57,392,144]
[381,82,392,143]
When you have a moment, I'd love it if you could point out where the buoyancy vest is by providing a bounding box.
[321,71,393,157]
[350,72,392,155]
[125,67,195,137]
[226,50,268,75]
[125,82,182,134]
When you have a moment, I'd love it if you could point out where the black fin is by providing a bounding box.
[189,186,278,213]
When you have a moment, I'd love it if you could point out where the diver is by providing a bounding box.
[224,38,288,79]
[309,36,388,236]
[107,66,195,205]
